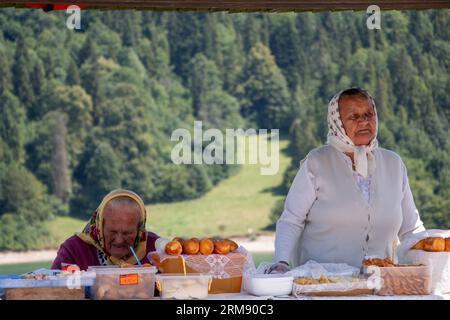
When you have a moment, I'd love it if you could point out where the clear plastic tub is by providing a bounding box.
[374,265,432,295]
[292,276,373,297]
[88,266,157,300]
[405,250,450,294]
[156,273,212,299]
[0,271,96,300]
[0,273,95,289]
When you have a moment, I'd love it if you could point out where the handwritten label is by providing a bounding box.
[119,274,139,285]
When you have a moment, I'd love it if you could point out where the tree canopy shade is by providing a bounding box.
[2,0,450,11]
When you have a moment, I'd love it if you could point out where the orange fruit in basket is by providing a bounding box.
[165,240,183,255]
[183,238,200,255]
[199,238,214,255]
[214,240,231,255]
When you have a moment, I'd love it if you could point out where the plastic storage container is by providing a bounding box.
[88,266,157,300]
[374,265,432,295]
[150,252,246,294]
[405,250,450,294]
[243,274,293,296]
[0,271,96,300]
[156,273,212,299]
[292,276,373,297]
[0,273,95,289]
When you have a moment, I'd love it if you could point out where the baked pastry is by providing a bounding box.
[362,258,395,267]
[172,237,184,245]
[213,239,231,254]
[412,237,446,252]
[165,236,239,255]
[226,239,239,252]
[423,237,446,252]
[183,238,200,255]
[199,238,214,255]
[165,240,183,255]
[294,276,337,285]
[412,239,425,250]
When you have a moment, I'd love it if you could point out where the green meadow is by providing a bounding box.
[44,136,290,246]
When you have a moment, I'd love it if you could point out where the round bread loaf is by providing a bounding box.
[199,238,214,255]
[214,239,231,254]
[165,240,183,255]
[183,238,200,255]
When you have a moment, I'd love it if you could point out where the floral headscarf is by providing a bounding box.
[77,189,148,266]
[326,88,379,178]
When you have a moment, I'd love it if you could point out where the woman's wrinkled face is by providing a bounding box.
[339,95,376,146]
[102,203,140,258]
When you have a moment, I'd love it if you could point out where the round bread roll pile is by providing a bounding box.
[165,237,239,255]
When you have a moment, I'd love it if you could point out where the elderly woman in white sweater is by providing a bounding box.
[270,87,425,273]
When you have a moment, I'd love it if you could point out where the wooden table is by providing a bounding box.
[2,288,449,300]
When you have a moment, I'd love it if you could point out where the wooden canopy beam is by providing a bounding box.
[1,0,450,12]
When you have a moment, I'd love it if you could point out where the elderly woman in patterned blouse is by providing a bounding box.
[52,189,159,270]
[270,87,425,273]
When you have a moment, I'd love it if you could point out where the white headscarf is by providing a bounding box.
[326,89,379,178]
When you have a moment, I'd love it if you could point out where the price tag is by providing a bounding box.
[120,274,139,285]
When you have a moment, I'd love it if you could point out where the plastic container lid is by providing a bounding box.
[0,272,96,289]
[88,266,157,275]
[156,273,212,280]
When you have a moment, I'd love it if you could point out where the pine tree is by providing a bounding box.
[0,47,12,93]
[30,57,45,102]
[79,35,100,64]
[238,42,291,129]
[269,16,303,90]
[66,58,81,86]
[72,140,122,213]
[186,53,223,118]
[12,37,35,112]
[51,113,71,203]
[167,13,206,80]
[0,90,26,164]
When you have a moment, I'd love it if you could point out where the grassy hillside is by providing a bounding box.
[44,135,290,246]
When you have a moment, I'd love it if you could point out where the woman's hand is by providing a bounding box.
[266,261,290,274]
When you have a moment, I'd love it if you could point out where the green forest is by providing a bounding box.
[0,9,448,250]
